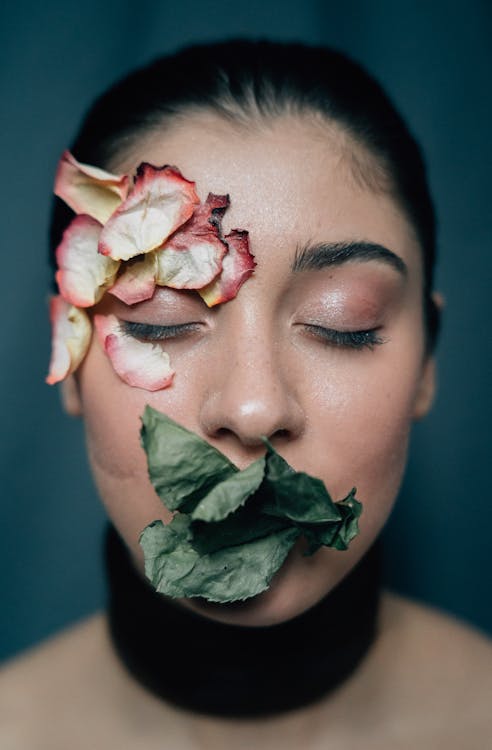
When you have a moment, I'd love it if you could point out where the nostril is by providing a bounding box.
[214,427,232,438]
[214,426,292,443]
[272,429,290,441]
[200,389,305,446]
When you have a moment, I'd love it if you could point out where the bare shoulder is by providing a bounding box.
[373,591,492,744]
[2,598,490,749]
[0,612,108,685]
[0,612,107,682]
[380,590,492,673]
[0,614,111,748]
[0,614,186,749]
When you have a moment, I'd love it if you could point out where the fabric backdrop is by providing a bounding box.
[1,0,491,661]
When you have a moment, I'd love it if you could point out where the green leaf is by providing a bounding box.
[261,438,294,482]
[263,471,343,524]
[262,443,342,524]
[140,405,237,511]
[328,489,363,550]
[300,489,363,555]
[139,408,363,603]
[141,521,300,602]
[190,503,290,555]
[139,516,197,586]
[191,455,266,522]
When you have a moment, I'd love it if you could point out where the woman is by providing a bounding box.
[2,40,491,747]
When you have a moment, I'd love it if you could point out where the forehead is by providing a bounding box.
[113,113,421,277]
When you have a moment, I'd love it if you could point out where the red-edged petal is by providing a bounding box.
[198,192,230,223]
[54,150,129,224]
[109,252,157,305]
[166,192,230,244]
[98,164,200,261]
[55,215,120,307]
[199,230,256,306]
[155,192,229,289]
[94,314,174,391]
[46,296,92,384]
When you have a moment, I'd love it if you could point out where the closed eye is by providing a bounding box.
[119,321,203,342]
[302,324,386,350]
[120,320,385,350]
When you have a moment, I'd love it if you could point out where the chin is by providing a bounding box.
[182,537,361,628]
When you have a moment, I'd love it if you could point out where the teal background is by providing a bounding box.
[1,0,491,661]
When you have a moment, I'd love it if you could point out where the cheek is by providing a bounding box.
[77,341,173,556]
[301,340,424,539]
[77,309,424,584]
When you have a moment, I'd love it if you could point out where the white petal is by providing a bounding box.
[98,164,199,261]
[46,297,92,384]
[109,252,157,305]
[94,314,174,391]
[55,215,120,307]
[199,230,255,306]
[54,150,129,224]
[155,241,225,289]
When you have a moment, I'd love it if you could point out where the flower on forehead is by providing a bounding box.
[98,163,200,261]
[110,193,231,305]
[54,150,130,224]
[199,229,255,306]
[55,215,119,307]
[47,151,256,389]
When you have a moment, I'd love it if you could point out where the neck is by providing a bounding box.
[105,525,382,718]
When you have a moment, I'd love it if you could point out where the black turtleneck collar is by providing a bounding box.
[105,525,381,718]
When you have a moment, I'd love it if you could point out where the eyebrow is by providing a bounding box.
[292,241,408,277]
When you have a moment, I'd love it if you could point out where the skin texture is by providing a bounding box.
[4,111,491,750]
[63,112,436,627]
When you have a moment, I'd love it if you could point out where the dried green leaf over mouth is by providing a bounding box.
[139,406,363,603]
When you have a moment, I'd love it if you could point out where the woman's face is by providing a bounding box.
[65,113,436,626]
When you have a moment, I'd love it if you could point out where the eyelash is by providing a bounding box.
[303,324,385,351]
[120,321,202,342]
[120,321,385,352]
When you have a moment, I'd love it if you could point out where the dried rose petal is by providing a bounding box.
[109,252,157,305]
[55,215,120,307]
[198,192,230,222]
[46,296,92,384]
[98,164,200,261]
[169,192,230,240]
[155,193,229,289]
[94,314,174,391]
[54,150,129,224]
[155,244,223,289]
[199,230,256,307]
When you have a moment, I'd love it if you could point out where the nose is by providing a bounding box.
[199,327,305,451]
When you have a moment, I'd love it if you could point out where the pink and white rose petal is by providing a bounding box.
[94,314,174,391]
[155,243,226,289]
[98,164,200,261]
[48,152,255,390]
[46,296,92,385]
[155,192,229,289]
[109,252,158,305]
[54,150,129,225]
[56,215,120,307]
[199,230,256,307]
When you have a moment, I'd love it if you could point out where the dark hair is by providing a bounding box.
[50,39,440,350]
